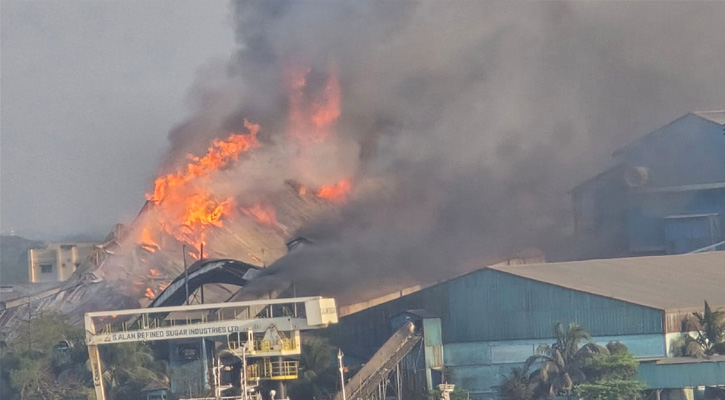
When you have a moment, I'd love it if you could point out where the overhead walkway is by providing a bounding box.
[85,296,338,400]
[336,321,422,400]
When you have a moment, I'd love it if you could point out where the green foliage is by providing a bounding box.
[100,342,169,400]
[583,352,638,381]
[575,380,646,400]
[0,311,169,400]
[523,323,607,396]
[1,311,92,400]
[288,335,338,400]
[605,341,629,356]
[11,311,85,355]
[492,367,535,400]
[496,324,644,400]
[677,301,725,357]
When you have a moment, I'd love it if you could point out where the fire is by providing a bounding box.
[285,64,354,203]
[144,287,155,299]
[149,268,160,277]
[136,63,353,267]
[287,64,340,143]
[147,120,259,203]
[310,66,340,130]
[241,202,279,229]
[316,179,352,202]
[139,227,159,251]
[143,120,260,254]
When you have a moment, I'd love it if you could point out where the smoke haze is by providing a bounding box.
[3,1,725,302]
[197,1,725,302]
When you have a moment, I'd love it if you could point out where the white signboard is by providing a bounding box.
[88,317,308,345]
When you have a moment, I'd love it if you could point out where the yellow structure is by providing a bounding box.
[28,243,95,283]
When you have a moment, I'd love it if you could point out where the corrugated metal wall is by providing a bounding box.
[445,270,664,341]
[639,360,725,388]
[333,268,664,354]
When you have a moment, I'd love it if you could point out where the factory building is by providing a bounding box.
[570,110,725,260]
[28,242,95,283]
[333,251,725,398]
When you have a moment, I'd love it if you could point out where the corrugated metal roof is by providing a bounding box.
[693,110,725,125]
[489,252,725,311]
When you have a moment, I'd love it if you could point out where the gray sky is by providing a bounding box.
[1,0,235,240]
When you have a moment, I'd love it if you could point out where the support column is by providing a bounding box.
[88,344,105,400]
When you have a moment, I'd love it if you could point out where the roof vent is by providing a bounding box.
[624,166,649,187]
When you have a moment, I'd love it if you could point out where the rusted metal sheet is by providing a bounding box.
[423,318,444,369]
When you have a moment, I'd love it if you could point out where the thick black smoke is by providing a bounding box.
[170,1,725,303]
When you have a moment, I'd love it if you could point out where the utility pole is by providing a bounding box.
[183,245,189,305]
[338,349,347,400]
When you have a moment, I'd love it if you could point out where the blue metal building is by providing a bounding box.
[570,110,725,259]
[333,252,725,398]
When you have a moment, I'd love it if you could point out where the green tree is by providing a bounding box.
[288,335,338,399]
[575,341,645,400]
[582,343,638,381]
[1,311,91,400]
[524,323,605,396]
[100,342,169,400]
[0,311,171,400]
[575,380,646,400]
[677,301,725,357]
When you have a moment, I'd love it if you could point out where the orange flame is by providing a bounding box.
[148,120,259,203]
[316,179,352,202]
[149,269,160,277]
[144,287,155,299]
[143,120,259,253]
[139,227,159,251]
[287,64,340,143]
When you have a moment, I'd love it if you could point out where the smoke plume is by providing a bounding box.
[161,1,725,303]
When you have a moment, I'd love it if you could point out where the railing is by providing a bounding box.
[85,297,324,337]
[689,240,725,253]
[247,359,299,380]
[228,338,299,353]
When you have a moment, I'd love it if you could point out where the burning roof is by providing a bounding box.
[0,63,355,335]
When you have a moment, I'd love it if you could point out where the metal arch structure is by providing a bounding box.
[148,259,262,308]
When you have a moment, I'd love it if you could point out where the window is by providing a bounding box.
[40,264,53,274]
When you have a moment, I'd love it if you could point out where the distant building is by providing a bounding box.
[570,110,725,259]
[28,243,95,283]
[333,252,725,399]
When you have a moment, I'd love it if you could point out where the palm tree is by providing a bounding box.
[679,301,725,357]
[100,342,168,400]
[524,323,605,396]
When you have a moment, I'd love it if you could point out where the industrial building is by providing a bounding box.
[333,251,725,398]
[570,110,725,260]
[28,242,95,283]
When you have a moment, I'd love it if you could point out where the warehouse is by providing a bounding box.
[334,251,725,398]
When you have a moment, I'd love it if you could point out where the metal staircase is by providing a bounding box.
[336,321,422,400]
